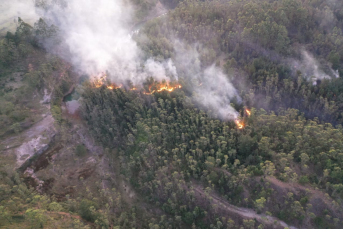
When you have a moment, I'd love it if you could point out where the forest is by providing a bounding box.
[0,0,343,228]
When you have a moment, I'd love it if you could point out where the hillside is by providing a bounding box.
[0,0,343,228]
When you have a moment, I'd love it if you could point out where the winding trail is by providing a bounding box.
[193,185,297,229]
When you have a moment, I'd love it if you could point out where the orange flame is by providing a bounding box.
[144,83,182,94]
[92,74,182,94]
[143,90,155,95]
[156,84,182,93]
[235,120,244,129]
[107,84,122,90]
[245,109,251,116]
[94,72,107,88]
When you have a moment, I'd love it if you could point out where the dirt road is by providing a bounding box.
[193,185,297,229]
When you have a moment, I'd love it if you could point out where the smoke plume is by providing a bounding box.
[289,50,339,84]
[238,40,339,84]
[38,0,176,84]
[0,0,39,35]
[173,42,240,120]
[5,0,239,120]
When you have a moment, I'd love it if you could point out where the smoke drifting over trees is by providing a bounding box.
[4,0,340,121]
[32,0,240,119]
[44,0,170,81]
[2,0,343,228]
[173,42,240,119]
[287,50,340,85]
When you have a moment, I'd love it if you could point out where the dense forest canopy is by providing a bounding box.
[0,0,343,228]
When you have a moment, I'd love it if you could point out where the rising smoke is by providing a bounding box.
[173,42,240,120]
[242,40,339,84]
[39,0,240,120]
[238,39,339,87]
[3,0,240,120]
[0,0,39,35]
[289,50,339,85]
[40,0,178,84]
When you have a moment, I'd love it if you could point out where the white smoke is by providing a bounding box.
[173,42,240,120]
[290,50,339,85]
[197,66,240,119]
[0,0,39,35]
[4,0,239,120]
[39,0,177,84]
[301,50,331,81]
[145,58,178,81]
[37,0,239,119]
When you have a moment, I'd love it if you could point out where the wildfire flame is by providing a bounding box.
[107,84,122,90]
[143,83,181,94]
[155,84,182,93]
[143,91,154,95]
[235,120,244,129]
[234,108,252,129]
[92,73,182,95]
[92,73,123,90]
[94,72,107,88]
[94,73,246,130]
